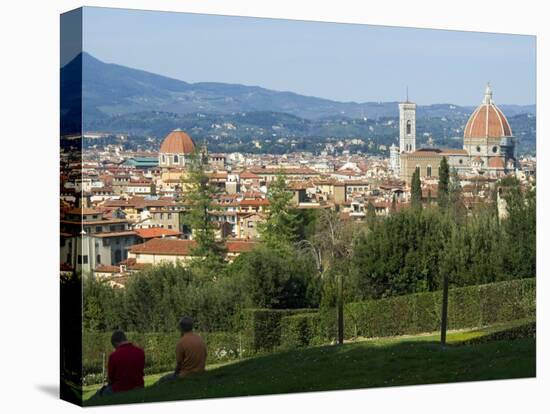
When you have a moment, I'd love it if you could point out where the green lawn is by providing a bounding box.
[83,321,536,406]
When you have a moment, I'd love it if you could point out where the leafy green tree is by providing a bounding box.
[438,157,450,208]
[229,243,319,309]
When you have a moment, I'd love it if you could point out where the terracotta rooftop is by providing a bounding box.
[135,228,182,239]
[464,101,512,139]
[159,129,196,154]
[129,238,258,256]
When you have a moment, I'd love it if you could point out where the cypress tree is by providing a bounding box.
[411,169,422,210]
[438,157,450,208]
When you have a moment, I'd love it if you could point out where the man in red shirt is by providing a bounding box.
[95,330,145,397]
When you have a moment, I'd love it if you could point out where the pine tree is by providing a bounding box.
[438,157,450,208]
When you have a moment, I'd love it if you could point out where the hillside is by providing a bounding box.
[62,53,535,123]
[61,53,536,154]
[84,321,535,406]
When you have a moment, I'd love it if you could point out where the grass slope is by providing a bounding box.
[85,322,535,406]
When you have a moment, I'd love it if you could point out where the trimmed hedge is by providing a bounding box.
[345,278,535,339]
[464,321,536,344]
[241,308,317,352]
[278,278,535,349]
[280,313,324,349]
[82,330,241,384]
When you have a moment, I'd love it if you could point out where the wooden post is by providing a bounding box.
[440,274,449,346]
[238,332,242,359]
[337,272,344,345]
[101,352,106,384]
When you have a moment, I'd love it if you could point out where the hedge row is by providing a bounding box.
[241,308,317,352]
[82,330,242,383]
[464,321,536,345]
[278,278,535,349]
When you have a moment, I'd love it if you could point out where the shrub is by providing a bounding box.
[279,313,323,349]
[241,308,317,352]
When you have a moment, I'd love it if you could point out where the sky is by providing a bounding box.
[75,6,536,106]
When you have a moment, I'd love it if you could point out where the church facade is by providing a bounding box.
[396,85,517,183]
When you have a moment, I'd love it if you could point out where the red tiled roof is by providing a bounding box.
[160,129,195,154]
[129,238,196,256]
[239,199,270,206]
[240,171,260,179]
[135,228,182,239]
[225,240,258,253]
[66,208,103,215]
[129,238,258,256]
[488,157,506,169]
[464,103,512,139]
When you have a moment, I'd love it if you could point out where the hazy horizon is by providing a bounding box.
[68,7,536,106]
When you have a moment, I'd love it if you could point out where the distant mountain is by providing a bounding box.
[61,53,535,128]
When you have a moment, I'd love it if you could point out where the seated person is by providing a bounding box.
[157,316,207,384]
[95,330,145,397]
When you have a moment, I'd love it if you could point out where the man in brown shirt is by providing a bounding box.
[156,316,207,384]
[174,316,207,378]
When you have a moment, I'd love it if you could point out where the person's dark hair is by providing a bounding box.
[111,330,127,347]
[178,316,194,333]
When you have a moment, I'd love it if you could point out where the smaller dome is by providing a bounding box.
[160,129,195,154]
[488,157,505,169]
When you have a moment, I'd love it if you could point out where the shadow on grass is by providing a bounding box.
[85,335,536,407]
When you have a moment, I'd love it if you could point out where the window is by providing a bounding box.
[492,146,498,153]
[459,159,463,165]
[476,146,481,152]
[162,154,166,163]
[174,155,179,163]
[247,221,254,228]
[168,213,172,219]
[103,239,110,247]
[67,253,71,264]
[95,226,102,233]
[415,166,420,174]
[110,225,116,232]
[427,166,432,177]
[78,255,88,265]
[406,120,412,135]
[114,250,122,263]
[96,254,101,264]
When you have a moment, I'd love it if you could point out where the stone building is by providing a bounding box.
[158,129,196,168]
[398,84,516,183]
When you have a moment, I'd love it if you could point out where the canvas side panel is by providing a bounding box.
[60,7,84,407]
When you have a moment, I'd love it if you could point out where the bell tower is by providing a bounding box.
[399,92,416,153]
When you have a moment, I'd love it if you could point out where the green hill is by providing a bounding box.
[84,320,535,406]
